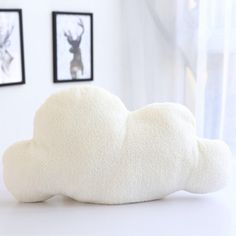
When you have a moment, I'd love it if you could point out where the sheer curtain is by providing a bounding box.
[121,0,236,154]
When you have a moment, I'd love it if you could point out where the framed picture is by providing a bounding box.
[52,11,93,83]
[0,9,25,87]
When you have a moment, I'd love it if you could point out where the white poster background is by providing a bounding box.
[56,14,91,80]
[0,12,22,84]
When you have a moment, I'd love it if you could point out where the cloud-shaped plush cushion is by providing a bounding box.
[3,86,231,204]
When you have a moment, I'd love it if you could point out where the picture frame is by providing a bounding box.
[52,11,93,83]
[0,9,25,87]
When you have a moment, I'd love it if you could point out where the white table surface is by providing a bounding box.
[0,161,235,236]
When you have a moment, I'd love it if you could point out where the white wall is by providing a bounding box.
[0,0,124,156]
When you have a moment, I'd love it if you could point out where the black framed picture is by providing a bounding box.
[52,11,93,83]
[0,9,25,87]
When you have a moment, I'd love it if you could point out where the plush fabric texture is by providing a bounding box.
[3,86,232,204]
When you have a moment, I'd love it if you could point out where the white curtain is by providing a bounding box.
[121,0,236,154]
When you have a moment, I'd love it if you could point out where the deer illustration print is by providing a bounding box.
[0,25,14,78]
[64,18,84,80]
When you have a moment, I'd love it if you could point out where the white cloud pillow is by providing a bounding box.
[3,86,231,204]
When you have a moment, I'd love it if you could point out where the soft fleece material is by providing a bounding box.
[3,86,231,204]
